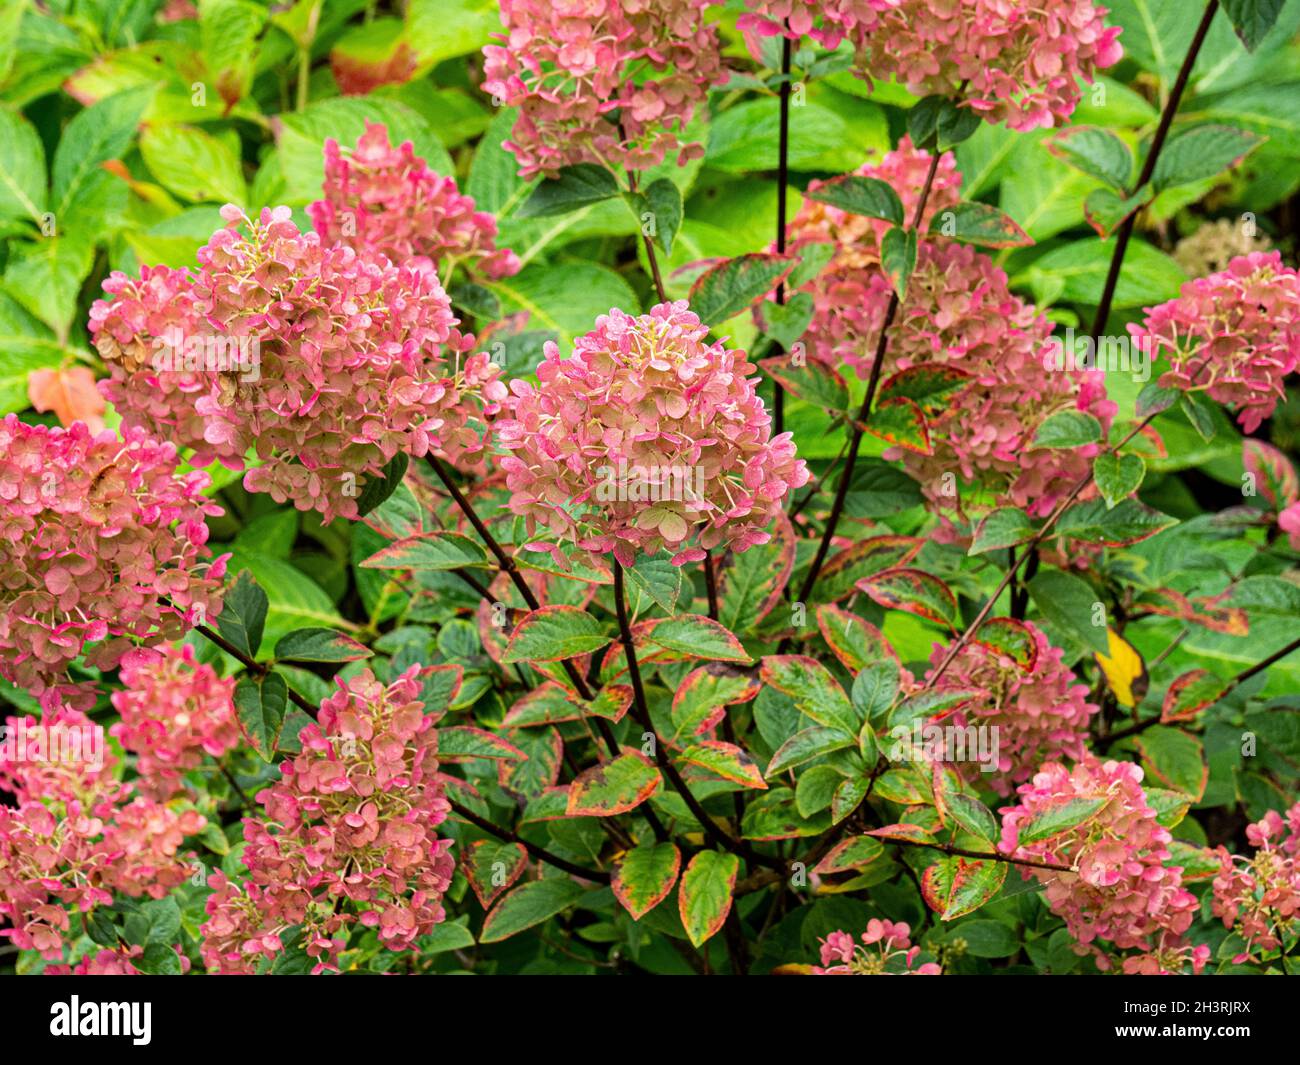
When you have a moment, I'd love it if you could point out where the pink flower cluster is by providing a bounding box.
[308,122,520,283]
[481,0,724,178]
[999,757,1203,971]
[1128,252,1300,434]
[922,621,1100,795]
[0,415,226,713]
[109,643,240,799]
[786,139,1114,521]
[813,920,941,975]
[90,206,505,521]
[200,667,454,974]
[0,711,205,959]
[739,1,888,46]
[45,944,191,975]
[1211,804,1300,963]
[495,301,809,567]
[850,0,1122,130]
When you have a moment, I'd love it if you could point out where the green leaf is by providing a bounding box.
[880,225,917,299]
[813,835,886,875]
[1083,184,1153,238]
[625,553,683,616]
[139,123,247,204]
[861,396,931,454]
[757,292,815,350]
[567,752,661,816]
[233,671,289,760]
[216,569,268,660]
[201,0,266,108]
[612,842,681,920]
[921,857,1007,920]
[760,655,857,733]
[355,453,410,518]
[689,252,795,326]
[647,615,751,663]
[908,94,981,150]
[765,725,855,776]
[947,918,1019,958]
[795,764,844,817]
[1031,409,1103,449]
[503,606,611,663]
[1221,0,1287,51]
[850,661,900,724]
[1046,126,1134,190]
[929,201,1032,248]
[1,236,94,337]
[1135,725,1208,800]
[761,353,849,413]
[274,627,371,664]
[679,741,766,789]
[1180,391,1218,441]
[972,617,1040,672]
[969,507,1037,555]
[463,840,528,909]
[805,174,903,225]
[491,261,638,350]
[815,535,924,604]
[360,529,490,571]
[678,850,739,948]
[0,107,46,225]
[123,896,181,949]
[642,177,682,256]
[1016,238,1186,308]
[1152,123,1265,192]
[1093,452,1147,508]
[440,726,526,761]
[944,793,999,844]
[1054,498,1179,546]
[518,163,619,219]
[51,85,154,220]
[1136,381,1180,418]
[877,364,973,415]
[480,878,589,943]
[1027,570,1110,655]
[1014,796,1108,845]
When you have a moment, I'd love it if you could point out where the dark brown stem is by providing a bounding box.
[1089,0,1219,337]
[196,623,317,719]
[793,150,943,605]
[629,171,669,303]
[612,559,780,868]
[449,797,611,883]
[703,550,719,620]
[885,836,1075,874]
[773,29,793,437]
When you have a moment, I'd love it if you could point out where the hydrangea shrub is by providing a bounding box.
[1,0,1299,981]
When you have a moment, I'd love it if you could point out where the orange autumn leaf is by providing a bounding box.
[27,366,106,432]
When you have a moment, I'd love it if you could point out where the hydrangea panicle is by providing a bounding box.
[0,416,227,712]
[494,301,809,568]
[1211,803,1300,963]
[812,919,941,974]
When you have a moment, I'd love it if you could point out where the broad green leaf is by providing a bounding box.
[766,725,856,776]
[1046,125,1133,190]
[1026,570,1110,655]
[1152,124,1265,192]
[215,569,268,660]
[234,671,289,760]
[517,163,619,219]
[566,752,661,815]
[1093,452,1147,508]
[760,655,857,733]
[1030,409,1103,449]
[612,842,681,920]
[274,627,371,664]
[463,840,528,909]
[360,530,490,571]
[969,507,1037,555]
[921,857,1007,920]
[679,741,767,789]
[880,225,917,299]
[1054,498,1179,546]
[1014,796,1108,845]
[0,107,46,225]
[51,84,154,219]
[855,568,958,631]
[929,201,1032,248]
[480,878,588,943]
[1135,725,1208,800]
[689,252,795,327]
[140,123,247,204]
[677,850,739,948]
[643,177,682,255]
[503,606,611,663]
[805,174,903,225]
[647,615,750,663]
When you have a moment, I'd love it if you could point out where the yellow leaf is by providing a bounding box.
[1094,628,1148,708]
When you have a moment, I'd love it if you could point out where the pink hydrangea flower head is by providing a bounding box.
[90,206,507,519]
[922,621,1100,794]
[0,416,227,712]
[1280,501,1300,552]
[848,0,1123,130]
[494,300,810,568]
[200,666,454,974]
[0,709,205,959]
[812,919,941,974]
[308,122,521,282]
[738,1,892,47]
[481,0,725,178]
[1128,252,1300,433]
[999,757,1199,965]
[1211,802,1300,962]
[109,643,240,799]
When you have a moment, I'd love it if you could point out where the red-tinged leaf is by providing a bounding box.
[273,627,372,664]
[678,741,767,789]
[647,614,751,663]
[812,835,886,876]
[1012,797,1108,846]
[438,727,527,762]
[760,355,850,413]
[859,395,931,454]
[330,19,417,95]
[689,252,797,326]
[463,840,528,910]
[480,878,589,943]
[930,201,1033,248]
[921,856,1007,920]
[1083,185,1152,238]
[1136,588,1249,637]
[566,751,662,816]
[804,174,904,224]
[668,663,761,746]
[1162,669,1227,723]
[716,512,796,634]
[1147,787,1194,829]
[866,823,936,844]
[1168,840,1221,882]
[815,535,925,604]
[504,683,582,728]
[876,363,973,416]
[612,842,681,920]
[759,655,857,733]
[741,787,831,840]
[971,617,1039,672]
[678,850,740,948]
[1053,499,1179,547]
[419,664,463,718]
[765,725,855,776]
[1243,438,1299,508]
[27,366,105,431]
[503,605,612,663]
[815,605,897,672]
[1135,726,1208,801]
[498,727,564,798]
[856,567,959,630]
[359,529,491,570]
